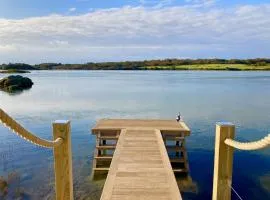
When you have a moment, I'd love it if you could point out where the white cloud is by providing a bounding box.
[139,0,174,8]
[68,7,76,12]
[0,4,270,63]
[0,44,17,52]
[185,0,216,7]
[49,40,69,47]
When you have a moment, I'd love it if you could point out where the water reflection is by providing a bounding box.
[176,174,198,194]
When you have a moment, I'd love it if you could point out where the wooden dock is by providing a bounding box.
[2,107,268,200]
[91,119,191,200]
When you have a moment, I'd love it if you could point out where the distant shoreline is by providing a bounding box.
[32,67,270,71]
[1,59,270,71]
[134,64,270,71]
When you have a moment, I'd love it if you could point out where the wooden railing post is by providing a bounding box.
[53,120,73,200]
[212,122,235,200]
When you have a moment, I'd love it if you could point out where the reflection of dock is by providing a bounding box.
[91,119,191,200]
[176,174,198,194]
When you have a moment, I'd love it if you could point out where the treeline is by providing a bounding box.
[0,63,37,70]
[1,58,270,70]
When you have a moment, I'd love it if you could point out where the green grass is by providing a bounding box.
[143,64,270,71]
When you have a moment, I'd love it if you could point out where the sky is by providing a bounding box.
[0,0,270,64]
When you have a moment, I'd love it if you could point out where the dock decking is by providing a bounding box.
[91,119,191,200]
[92,119,190,135]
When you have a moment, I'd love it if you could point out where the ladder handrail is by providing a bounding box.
[0,108,63,148]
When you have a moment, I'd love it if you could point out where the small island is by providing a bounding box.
[0,75,34,93]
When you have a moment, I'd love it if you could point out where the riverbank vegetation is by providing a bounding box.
[0,69,30,74]
[1,58,270,71]
[0,63,36,70]
[144,64,270,71]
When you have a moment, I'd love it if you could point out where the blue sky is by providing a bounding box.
[1,0,269,19]
[0,0,270,63]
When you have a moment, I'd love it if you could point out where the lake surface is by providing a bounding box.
[0,71,269,200]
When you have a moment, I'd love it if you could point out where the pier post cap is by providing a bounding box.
[53,120,70,124]
[216,122,235,127]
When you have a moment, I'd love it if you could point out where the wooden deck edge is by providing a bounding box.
[179,121,191,134]
[155,129,182,200]
[100,129,127,200]
[92,127,189,135]
[91,119,191,136]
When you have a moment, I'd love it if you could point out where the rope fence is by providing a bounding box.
[0,108,63,148]
[213,122,270,200]
[0,108,73,199]
[225,134,270,150]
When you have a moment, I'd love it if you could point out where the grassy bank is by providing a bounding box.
[1,60,270,71]
[143,64,270,71]
[0,69,30,74]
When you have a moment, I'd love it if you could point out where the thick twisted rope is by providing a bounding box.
[225,134,270,151]
[0,108,63,148]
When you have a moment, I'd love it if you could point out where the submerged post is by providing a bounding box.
[53,120,74,200]
[212,122,235,200]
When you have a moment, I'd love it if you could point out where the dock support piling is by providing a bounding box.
[212,122,235,200]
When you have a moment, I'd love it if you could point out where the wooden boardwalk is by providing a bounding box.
[100,128,181,200]
[92,119,190,200]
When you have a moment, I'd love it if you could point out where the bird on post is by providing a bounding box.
[176,112,181,122]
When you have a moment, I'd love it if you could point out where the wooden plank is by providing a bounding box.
[155,129,182,200]
[96,145,116,150]
[173,169,188,173]
[170,158,185,163]
[92,119,190,135]
[95,156,113,160]
[100,129,182,200]
[165,136,185,141]
[179,121,190,132]
[99,136,119,140]
[93,168,110,171]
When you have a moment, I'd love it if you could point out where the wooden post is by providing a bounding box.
[212,122,235,200]
[103,137,107,155]
[53,120,73,200]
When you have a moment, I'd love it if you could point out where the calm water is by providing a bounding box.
[0,71,269,200]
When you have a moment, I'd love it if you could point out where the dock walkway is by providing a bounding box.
[92,119,191,200]
[101,128,181,200]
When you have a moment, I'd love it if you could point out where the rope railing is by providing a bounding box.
[0,108,63,148]
[225,134,270,151]
[212,122,270,200]
[0,108,73,199]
